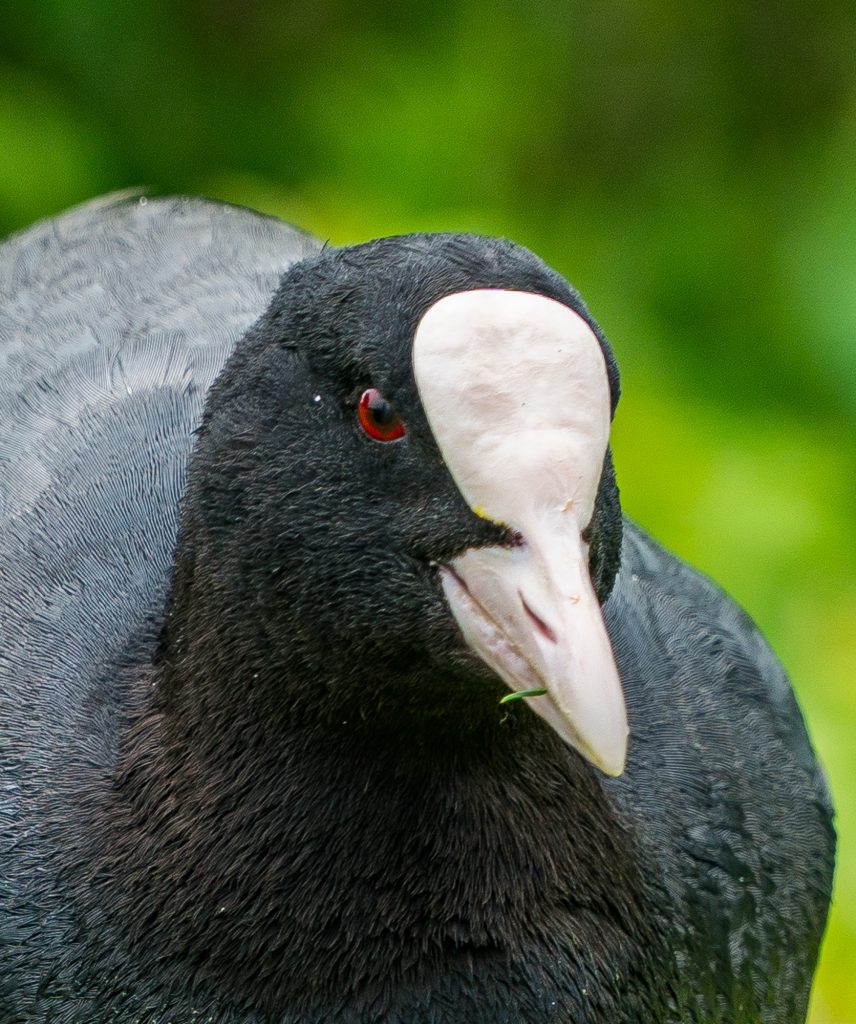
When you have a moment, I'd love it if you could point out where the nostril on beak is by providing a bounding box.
[519,592,557,644]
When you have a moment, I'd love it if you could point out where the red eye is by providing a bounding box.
[357,388,406,442]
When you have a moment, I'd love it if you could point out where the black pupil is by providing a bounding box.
[368,394,395,426]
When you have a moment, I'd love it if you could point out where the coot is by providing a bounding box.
[0,195,834,1023]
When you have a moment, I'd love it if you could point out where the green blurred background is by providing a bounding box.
[1,2,853,1018]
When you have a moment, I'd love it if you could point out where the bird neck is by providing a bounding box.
[101,662,661,1019]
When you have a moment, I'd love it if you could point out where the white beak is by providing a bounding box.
[439,523,627,776]
[413,288,628,776]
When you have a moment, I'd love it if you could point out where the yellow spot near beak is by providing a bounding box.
[472,505,508,528]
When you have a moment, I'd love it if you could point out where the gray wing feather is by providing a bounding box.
[0,194,318,519]
[0,198,318,929]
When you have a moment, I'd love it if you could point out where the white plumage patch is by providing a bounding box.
[413,289,628,776]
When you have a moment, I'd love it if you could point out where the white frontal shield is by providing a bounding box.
[413,289,627,776]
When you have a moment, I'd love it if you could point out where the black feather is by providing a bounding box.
[0,196,833,1023]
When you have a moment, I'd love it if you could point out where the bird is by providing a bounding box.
[0,194,834,1024]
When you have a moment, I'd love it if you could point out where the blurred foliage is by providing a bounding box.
[0,2,854,1019]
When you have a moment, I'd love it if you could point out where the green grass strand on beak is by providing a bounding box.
[499,688,548,705]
